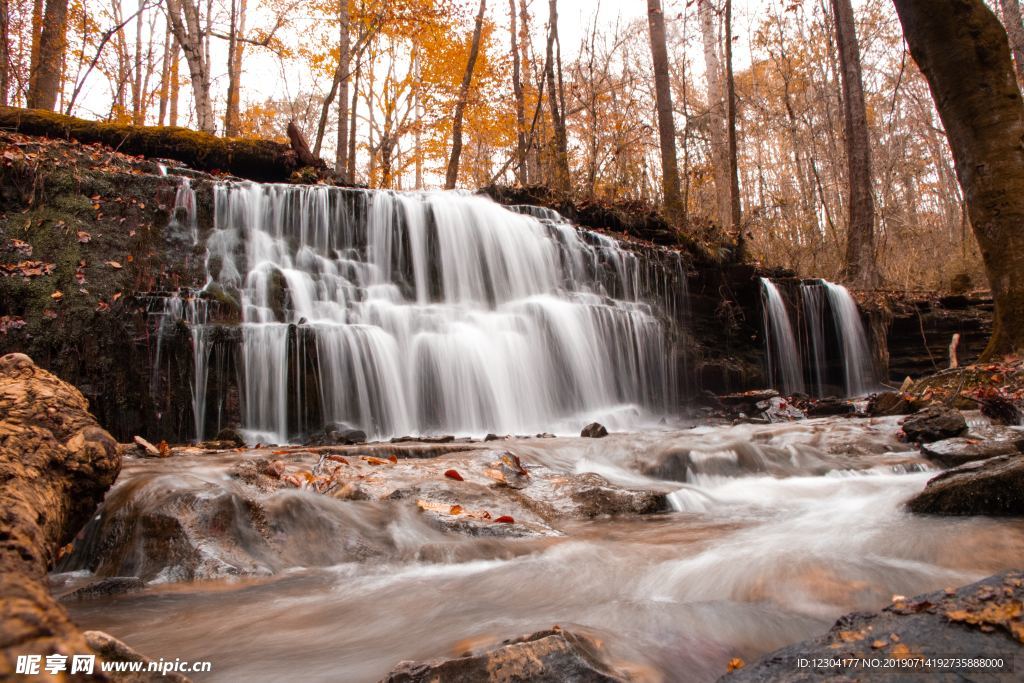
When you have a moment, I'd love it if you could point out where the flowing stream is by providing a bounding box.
[58,416,1024,682]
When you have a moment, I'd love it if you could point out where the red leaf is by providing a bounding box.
[444,469,464,481]
[493,515,515,524]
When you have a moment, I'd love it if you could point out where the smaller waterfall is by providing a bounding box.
[172,177,198,242]
[801,283,829,396]
[822,281,874,397]
[760,278,805,395]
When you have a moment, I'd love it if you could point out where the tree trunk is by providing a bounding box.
[510,0,527,184]
[444,0,487,190]
[832,0,877,287]
[157,23,173,125]
[999,0,1024,88]
[892,0,1024,357]
[131,5,144,125]
[165,0,214,133]
[646,0,684,221]
[224,0,248,137]
[336,0,350,174]
[724,0,742,246]
[699,0,732,230]
[347,58,360,182]
[0,0,10,107]
[26,0,69,110]
[169,36,180,126]
[545,0,570,192]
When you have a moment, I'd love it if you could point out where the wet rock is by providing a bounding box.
[581,422,609,438]
[63,576,145,600]
[133,434,162,456]
[85,630,192,682]
[305,423,368,446]
[718,390,779,417]
[62,476,276,582]
[383,627,630,683]
[214,426,246,447]
[900,406,968,443]
[802,397,855,417]
[721,571,1024,682]
[0,353,121,670]
[867,391,915,416]
[391,435,455,444]
[907,454,1024,516]
[920,425,1024,468]
[563,473,670,518]
[757,396,805,423]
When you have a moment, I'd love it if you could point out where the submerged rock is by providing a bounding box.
[214,426,246,447]
[383,628,631,683]
[907,454,1024,516]
[721,571,1024,682]
[85,630,192,682]
[581,422,609,438]
[0,353,121,670]
[901,406,968,443]
[920,425,1024,468]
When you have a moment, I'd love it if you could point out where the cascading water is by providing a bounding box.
[821,281,874,396]
[760,278,805,395]
[801,282,829,396]
[197,184,680,442]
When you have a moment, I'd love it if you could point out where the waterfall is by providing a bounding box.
[821,281,874,397]
[170,177,198,242]
[760,278,805,395]
[193,184,682,443]
[801,282,829,396]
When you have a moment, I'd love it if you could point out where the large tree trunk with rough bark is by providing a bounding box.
[724,0,742,246]
[445,0,487,190]
[0,0,10,107]
[999,0,1024,88]
[647,0,684,222]
[892,0,1024,358]
[224,0,248,137]
[0,353,120,675]
[26,0,68,111]
[832,0,878,287]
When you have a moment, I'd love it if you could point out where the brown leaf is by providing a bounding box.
[388,454,398,464]
[727,658,745,672]
[157,440,170,457]
[362,456,390,466]
[493,515,515,524]
[105,260,122,269]
[449,505,463,515]
[50,290,63,301]
[77,231,91,243]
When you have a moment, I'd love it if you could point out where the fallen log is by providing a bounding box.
[0,353,121,676]
[0,106,305,182]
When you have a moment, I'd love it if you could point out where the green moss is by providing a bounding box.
[50,193,94,217]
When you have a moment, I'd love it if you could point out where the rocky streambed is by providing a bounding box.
[48,413,1024,681]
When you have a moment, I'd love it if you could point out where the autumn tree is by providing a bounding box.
[699,0,731,230]
[445,0,487,189]
[26,0,68,110]
[832,0,878,287]
[892,0,1024,356]
[646,0,683,221]
[545,0,570,192]
[165,0,214,132]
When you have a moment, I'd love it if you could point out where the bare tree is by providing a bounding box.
[545,0,571,192]
[224,0,248,136]
[445,0,487,190]
[647,0,683,220]
[0,0,10,107]
[892,0,1024,356]
[27,0,69,110]
[510,0,527,184]
[724,0,741,242]
[832,0,877,286]
[699,0,732,230]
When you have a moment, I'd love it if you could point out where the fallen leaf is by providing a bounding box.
[444,469,464,481]
[50,290,63,301]
[77,231,91,243]
[388,454,398,464]
[727,658,745,672]
[158,440,170,457]
[361,456,390,466]
[105,260,122,269]
[449,505,463,515]
[493,515,515,524]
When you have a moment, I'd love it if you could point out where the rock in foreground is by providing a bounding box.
[901,406,968,443]
[383,628,631,682]
[0,353,121,674]
[907,454,1024,515]
[920,425,1024,468]
[581,422,609,438]
[721,570,1024,682]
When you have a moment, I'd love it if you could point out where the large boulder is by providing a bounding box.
[721,570,1024,682]
[907,454,1024,515]
[920,425,1024,468]
[581,422,609,438]
[900,406,968,443]
[383,628,631,682]
[867,391,915,417]
[0,353,121,675]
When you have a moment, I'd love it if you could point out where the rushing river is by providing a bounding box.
[56,415,1024,682]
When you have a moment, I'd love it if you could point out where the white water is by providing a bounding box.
[801,282,829,396]
[199,185,676,442]
[760,278,805,395]
[822,281,875,396]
